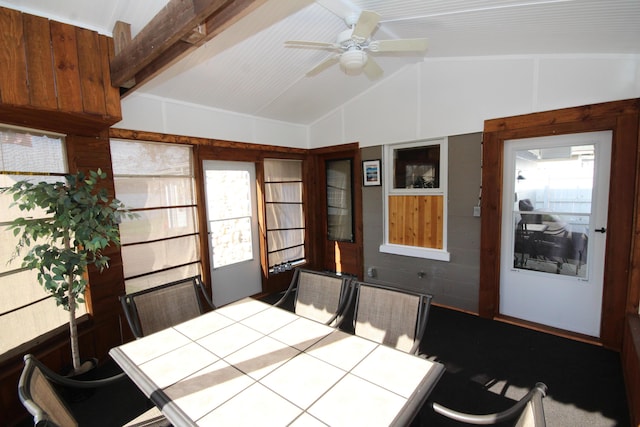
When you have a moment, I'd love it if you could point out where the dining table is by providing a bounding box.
[109,297,445,426]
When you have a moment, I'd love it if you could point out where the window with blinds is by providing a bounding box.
[264,159,306,272]
[0,125,84,357]
[110,139,201,293]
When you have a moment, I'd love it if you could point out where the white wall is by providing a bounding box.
[116,54,640,150]
[116,94,309,149]
[310,54,640,148]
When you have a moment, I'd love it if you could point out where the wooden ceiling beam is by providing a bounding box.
[110,0,266,92]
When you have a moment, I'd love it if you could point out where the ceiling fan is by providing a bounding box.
[285,10,428,79]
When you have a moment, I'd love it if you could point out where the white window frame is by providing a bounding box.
[380,138,450,261]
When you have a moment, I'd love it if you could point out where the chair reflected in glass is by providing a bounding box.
[514,198,588,276]
[351,281,433,355]
[120,275,215,338]
[274,268,354,327]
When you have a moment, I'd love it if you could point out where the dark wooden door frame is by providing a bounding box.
[310,143,364,279]
[479,98,640,350]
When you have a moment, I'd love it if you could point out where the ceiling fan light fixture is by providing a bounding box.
[340,49,367,74]
[286,9,426,79]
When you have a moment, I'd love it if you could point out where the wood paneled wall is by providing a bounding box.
[388,195,444,249]
[623,314,640,427]
[0,7,123,425]
[0,6,121,135]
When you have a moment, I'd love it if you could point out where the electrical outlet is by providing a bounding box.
[367,267,377,278]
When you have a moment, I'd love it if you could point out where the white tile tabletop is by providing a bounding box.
[110,297,445,427]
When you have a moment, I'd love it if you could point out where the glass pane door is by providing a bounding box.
[500,131,611,337]
[512,144,593,278]
[206,169,254,268]
[326,159,354,242]
[203,160,261,306]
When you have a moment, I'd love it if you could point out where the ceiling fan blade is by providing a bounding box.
[368,38,428,53]
[352,10,381,42]
[362,56,383,80]
[306,54,340,76]
[285,40,339,50]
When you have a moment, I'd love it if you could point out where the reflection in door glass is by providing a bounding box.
[513,145,594,278]
[206,170,253,268]
[326,159,354,242]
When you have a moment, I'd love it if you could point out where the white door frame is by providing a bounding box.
[203,160,261,306]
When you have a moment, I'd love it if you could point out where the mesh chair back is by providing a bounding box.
[18,354,170,427]
[353,282,432,354]
[431,382,548,426]
[18,355,78,427]
[515,384,547,427]
[122,276,207,337]
[295,270,346,324]
[516,400,536,427]
[274,268,353,326]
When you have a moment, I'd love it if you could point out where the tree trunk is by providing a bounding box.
[64,234,81,374]
[68,277,80,373]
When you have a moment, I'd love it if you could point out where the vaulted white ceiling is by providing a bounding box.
[2,0,639,125]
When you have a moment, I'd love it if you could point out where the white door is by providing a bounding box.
[203,160,261,306]
[500,131,611,337]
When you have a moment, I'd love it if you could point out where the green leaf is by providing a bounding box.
[3,169,132,312]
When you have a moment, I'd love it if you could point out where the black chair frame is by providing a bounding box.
[18,354,127,426]
[274,268,356,327]
[431,382,548,426]
[120,274,215,338]
[351,281,433,355]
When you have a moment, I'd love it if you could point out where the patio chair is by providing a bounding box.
[351,281,433,355]
[274,268,355,326]
[430,382,548,426]
[120,275,215,338]
[18,353,169,427]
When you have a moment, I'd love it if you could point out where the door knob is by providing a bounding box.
[595,227,606,233]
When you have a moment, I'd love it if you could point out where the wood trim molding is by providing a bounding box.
[479,98,640,350]
[109,128,307,154]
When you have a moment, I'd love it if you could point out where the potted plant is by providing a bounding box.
[3,169,133,375]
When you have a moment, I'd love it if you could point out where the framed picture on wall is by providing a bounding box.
[362,159,382,186]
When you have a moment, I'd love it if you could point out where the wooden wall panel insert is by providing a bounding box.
[23,14,57,109]
[0,7,29,105]
[76,27,107,115]
[50,20,83,113]
[0,6,121,133]
[388,195,443,249]
[102,37,121,118]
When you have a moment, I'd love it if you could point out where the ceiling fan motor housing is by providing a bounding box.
[340,49,367,74]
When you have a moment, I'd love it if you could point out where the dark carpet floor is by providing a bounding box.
[16,301,630,426]
[414,306,630,427]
